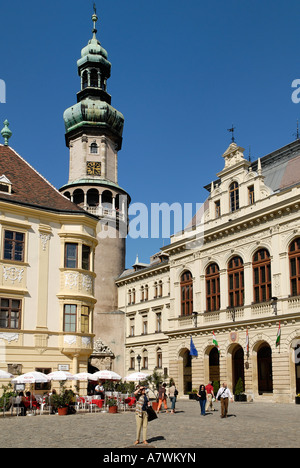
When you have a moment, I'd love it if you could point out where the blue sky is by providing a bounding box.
[1,0,300,268]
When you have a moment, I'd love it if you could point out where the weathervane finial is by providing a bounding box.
[227,125,236,143]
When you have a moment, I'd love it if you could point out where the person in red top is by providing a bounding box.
[205,381,216,412]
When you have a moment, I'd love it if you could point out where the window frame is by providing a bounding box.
[63,304,77,333]
[3,230,25,263]
[0,297,21,330]
[180,271,193,316]
[206,263,220,312]
[289,238,300,297]
[228,256,244,308]
[253,249,272,304]
[229,182,240,212]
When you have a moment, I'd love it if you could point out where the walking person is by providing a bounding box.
[205,381,216,412]
[216,382,233,418]
[197,384,207,416]
[168,379,178,414]
[134,386,150,445]
[157,383,168,413]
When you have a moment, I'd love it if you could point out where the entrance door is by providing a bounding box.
[295,344,300,394]
[209,347,220,385]
[232,346,245,393]
[183,349,192,394]
[258,344,273,393]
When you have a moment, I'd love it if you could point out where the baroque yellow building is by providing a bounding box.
[118,139,300,403]
[0,129,98,390]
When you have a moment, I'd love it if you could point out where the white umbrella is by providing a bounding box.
[92,370,122,381]
[12,371,49,384]
[73,372,98,381]
[47,371,77,381]
[124,372,150,382]
[0,370,13,379]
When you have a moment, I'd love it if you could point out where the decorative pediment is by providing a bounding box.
[222,143,246,169]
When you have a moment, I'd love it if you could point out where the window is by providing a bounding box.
[142,318,148,335]
[156,312,162,333]
[0,298,21,329]
[215,200,221,218]
[248,185,255,205]
[81,306,90,334]
[143,356,148,369]
[158,281,163,297]
[289,238,300,296]
[35,368,51,391]
[130,352,135,370]
[228,256,244,308]
[253,249,272,303]
[157,349,162,368]
[206,263,220,312]
[180,271,193,316]
[130,318,135,337]
[64,304,77,332]
[65,243,77,268]
[229,182,239,212]
[3,230,25,262]
[82,245,90,271]
[90,142,98,154]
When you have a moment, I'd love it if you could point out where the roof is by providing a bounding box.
[0,145,91,215]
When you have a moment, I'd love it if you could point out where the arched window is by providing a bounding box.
[180,271,193,316]
[82,71,88,89]
[289,238,300,297]
[90,69,98,88]
[73,189,84,206]
[206,263,220,312]
[90,142,98,154]
[253,249,271,303]
[228,256,244,308]
[229,182,239,212]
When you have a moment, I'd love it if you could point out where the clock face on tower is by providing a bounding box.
[86,161,101,176]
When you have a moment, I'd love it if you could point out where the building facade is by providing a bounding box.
[59,12,130,375]
[118,140,300,403]
[0,127,98,393]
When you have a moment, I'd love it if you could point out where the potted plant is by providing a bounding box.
[50,383,73,415]
[188,389,198,400]
[145,369,165,410]
[234,378,247,402]
[295,394,300,404]
[108,398,118,413]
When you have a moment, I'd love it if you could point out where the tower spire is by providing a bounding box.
[92,3,98,40]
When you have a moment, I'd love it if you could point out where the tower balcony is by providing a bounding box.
[85,204,126,222]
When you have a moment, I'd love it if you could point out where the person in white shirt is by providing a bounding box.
[216,382,233,418]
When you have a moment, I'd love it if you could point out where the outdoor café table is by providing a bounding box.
[90,399,104,412]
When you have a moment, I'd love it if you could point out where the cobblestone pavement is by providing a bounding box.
[0,399,299,449]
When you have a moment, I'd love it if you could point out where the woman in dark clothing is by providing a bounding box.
[197,384,207,416]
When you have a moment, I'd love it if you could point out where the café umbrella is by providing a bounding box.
[47,371,77,381]
[73,372,98,381]
[92,370,121,381]
[0,370,13,379]
[124,372,149,382]
[12,371,49,384]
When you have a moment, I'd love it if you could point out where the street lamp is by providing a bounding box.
[192,311,198,328]
[137,354,142,372]
[271,297,278,316]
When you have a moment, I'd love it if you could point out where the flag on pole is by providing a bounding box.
[276,322,281,348]
[190,336,198,357]
[245,329,249,356]
[213,331,220,353]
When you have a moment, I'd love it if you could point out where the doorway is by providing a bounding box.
[232,345,245,393]
[257,343,273,394]
[209,347,220,385]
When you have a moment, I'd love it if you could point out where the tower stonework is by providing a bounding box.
[60,11,130,375]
